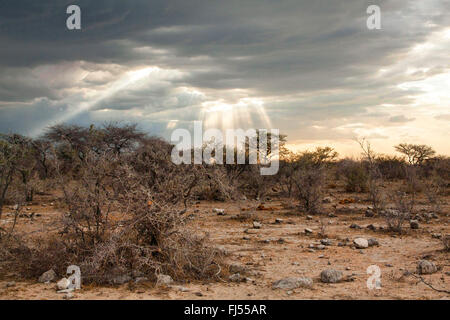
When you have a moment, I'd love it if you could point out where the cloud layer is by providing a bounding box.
[0,0,449,155]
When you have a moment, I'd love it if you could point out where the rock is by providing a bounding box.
[353,238,369,249]
[2,281,16,289]
[322,197,333,204]
[134,277,149,284]
[253,221,262,229]
[156,274,173,286]
[213,208,225,215]
[410,220,419,229]
[275,218,283,224]
[365,210,375,217]
[417,260,438,275]
[316,244,326,250]
[112,275,132,285]
[320,239,332,246]
[38,269,57,283]
[229,273,242,282]
[56,278,71,290]
[320,269,343,283]
[306,215,313,220]
[368,238,379,247]
[63,292,74,300]
[304,228,313,235]
[431,233,442,239]
[272,277,313,290]
[367,224,377,231]
[350,223,361,229]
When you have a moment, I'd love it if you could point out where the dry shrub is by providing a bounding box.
[338,159,368,193]
[2,147,226,285]
[382,209,410,233]
[293,167,324,214]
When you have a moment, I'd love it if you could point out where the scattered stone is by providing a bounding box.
[38,269,57,283]
[63,292,74,300]
[112,274,132,285]
[3,281,16,288]
[385,264,393,267]
[320,269,343,283]
[345,267,351,271]
[272,277,313,290]
[368,238,379,247]
[304,228,313,235]
[253,221,262,229]
[275,218,283,224]
[337,242,346,247]
[365,209,375,217]
[316,245,326,250]
[431,233,442,239]
[410,220,419,230]
[322,197,333,204]
[320,239,332,246]
[417,260,437,275]
[194,292,203,297]
[367,224,377,231]
[243,236,251,240]
[306,215,313,220]
[229,273,242,283]
[308,249,315,253]
[156,274,174,286]
[213,208,225,215]
[353,238,369,249]
[350,223,361,229]
[277,238,286,244]
[57,278,71,290]
[134,277,149,284]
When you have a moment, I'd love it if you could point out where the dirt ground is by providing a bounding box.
[0,187,449,300]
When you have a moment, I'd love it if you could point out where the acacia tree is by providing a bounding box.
[394,143,436,165]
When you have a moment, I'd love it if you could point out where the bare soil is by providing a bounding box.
[1,187,449,300]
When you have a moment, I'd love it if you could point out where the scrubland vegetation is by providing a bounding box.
[0,123,449,294]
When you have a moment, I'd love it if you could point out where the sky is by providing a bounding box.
[0,0,449,157]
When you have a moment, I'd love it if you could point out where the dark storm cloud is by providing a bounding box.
[0,0,449,150]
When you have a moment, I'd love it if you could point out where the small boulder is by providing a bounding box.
[353,238,369,249]
[410,220,419,230]
[304,228,313,235]
[320,269,343,283]
[156,274,174,286]
[368,238,379,247]
[213,208,225,215]
[253,221,262,229]
[350,223,361,229]
[56,278,71,290]
[38,269,57,283]
[272,277,313,290]
[417,260,437,275]
[229,273,242,283]
[322,197,333,204]
[112,274,132,285]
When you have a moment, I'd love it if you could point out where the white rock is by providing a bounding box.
[57,278,71,290]
[38,269,57,283]
[213,208,225,215]
[253,221,262,229]
[156,274,173,286]
[353,238,369,249]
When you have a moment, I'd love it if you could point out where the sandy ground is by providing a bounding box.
[0,189,449,300]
